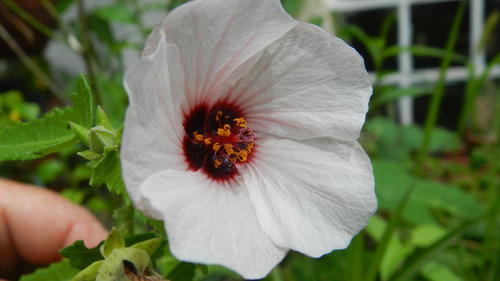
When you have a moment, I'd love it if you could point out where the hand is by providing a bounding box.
[0,178,108,280]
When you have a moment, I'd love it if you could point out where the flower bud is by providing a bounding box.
[89,125,116,154]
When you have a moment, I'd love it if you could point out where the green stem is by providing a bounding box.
[482,84,500,281]
[0,23,69,104]
[39,0,59,21]
[457,53,500,134]
[389,211,492,281]
[348,231,365,281]
[0,0,64,43]
[270,266,284,281]
[77,0,102,106]
[417,1,465,168]
[364,183,415,281]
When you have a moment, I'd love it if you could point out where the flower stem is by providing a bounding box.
[481,84,500,281]
[0,22,68,104]
[417,1,465,169]
[365,183,415,281]
[348,231,364,281]
[388,212,490,281]
[0,0,65,43]
[76,0,102,106]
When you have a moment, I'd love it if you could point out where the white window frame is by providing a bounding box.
[324,0,500,124]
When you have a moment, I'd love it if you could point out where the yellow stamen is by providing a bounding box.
[216,111,223,121]
[195,134,204,142]
[224,144,234,155]
[233,118,247,128]
[246,142,254,151]
[237,150,248,162]
[204,138,211,145]
[213,143,221,152]
[217,124,231,137]
[214,159,222,168]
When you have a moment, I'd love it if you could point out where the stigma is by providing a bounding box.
[183,103,255,181]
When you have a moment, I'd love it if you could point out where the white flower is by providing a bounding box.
[121,0,376,279]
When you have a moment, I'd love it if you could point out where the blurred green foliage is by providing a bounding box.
[0,0,498,281]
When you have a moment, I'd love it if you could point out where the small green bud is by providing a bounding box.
[96,248,151,281]
[89,125,116,154]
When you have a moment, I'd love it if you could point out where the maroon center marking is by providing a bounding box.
[182,102,255,182]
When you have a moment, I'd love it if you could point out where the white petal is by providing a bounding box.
[140,170,287,279]
[243,137,376,257]
[121,31,186,217]
[157,0,297,108]
[230,23,372,141]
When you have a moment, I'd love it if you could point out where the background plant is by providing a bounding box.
[0,0,498,280]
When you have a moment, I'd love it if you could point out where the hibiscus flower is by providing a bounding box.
[121,0,376,279]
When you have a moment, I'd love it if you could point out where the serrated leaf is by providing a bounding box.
[0,75,95,161]
[19,259,79,281]
[90,149,129,203]
[60,240,104,270]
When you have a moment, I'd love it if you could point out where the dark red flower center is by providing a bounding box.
[183,102,255,181]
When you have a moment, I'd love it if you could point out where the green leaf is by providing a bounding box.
[19,259,79,281]
[89,149,129,203]
[87,15,115,47]
[131,237,164,257]
[69,122,90,147]
[373,160,485,224]
[420,261,462,281]
[281,0,304,16]
[96,106,113,131]
[60,240,104,270]
[365,186,415,281]
[389,216,484,281]
[73,260,103,281]
[410,225,447,247]
[55,0,75,12]
[101,227,125,258]
[77,149,101,161]
[0,75,95,161]
[167,262,196,281]
[364,117,462,160]
[93,4,136,24]
[124,232,160,247]
[374,86,433,106]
